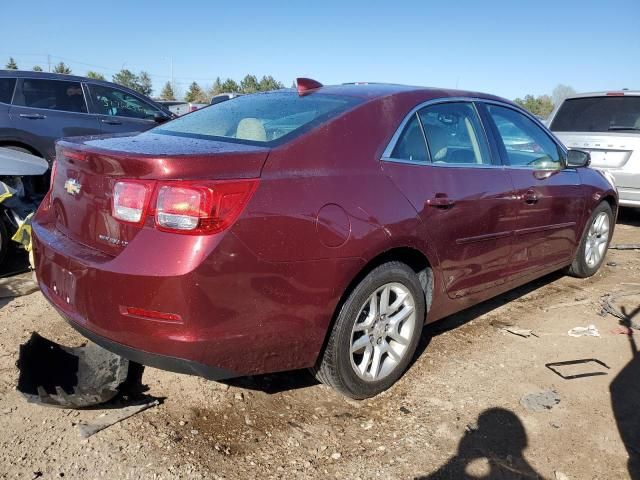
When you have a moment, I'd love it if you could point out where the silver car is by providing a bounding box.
[548,91,640,208]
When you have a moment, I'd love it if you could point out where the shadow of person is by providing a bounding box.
[610,304,640,479]
[418,408,542,479]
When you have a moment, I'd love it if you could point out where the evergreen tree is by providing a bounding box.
[32,66,43,72]
[220,78,241,93]
[160,81,176,101]
[53,62,72,74]
[112,69,140,91]
[240,74,260,94]
[86,71,105,80]
[258,75,284,92]
[138,71,153,97]
[185,82,205,102]
[5,57,18,69]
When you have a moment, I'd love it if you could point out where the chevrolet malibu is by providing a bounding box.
[32,79,618,399]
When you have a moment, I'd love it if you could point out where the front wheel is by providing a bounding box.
[312,261,426,399]
[568,202,614,278]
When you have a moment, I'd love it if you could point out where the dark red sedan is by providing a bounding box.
[32,79,617,399]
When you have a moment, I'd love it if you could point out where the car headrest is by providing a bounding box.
[236,118,266,142]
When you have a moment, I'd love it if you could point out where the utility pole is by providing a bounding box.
[47,54,51,72]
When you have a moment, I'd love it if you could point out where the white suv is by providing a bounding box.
[548,91,640,208]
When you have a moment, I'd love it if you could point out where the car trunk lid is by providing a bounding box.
[51,132,269,256]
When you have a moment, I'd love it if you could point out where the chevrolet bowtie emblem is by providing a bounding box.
[64,178,81,196]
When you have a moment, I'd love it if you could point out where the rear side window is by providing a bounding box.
[0,78,16,104]
[551,96,640,133]
[155,92,361,145]
[488,105,562,170]
[391,114,428,162]
[14,79,87,113]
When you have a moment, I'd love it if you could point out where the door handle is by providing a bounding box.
[101,119,122,125]
[523,189,539,204]
[427,194,455,209]
[19,113,46,119]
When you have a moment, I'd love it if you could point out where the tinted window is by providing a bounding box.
[155,92,360,144]
[391,114,428,162]
[488,105,561,170]
[14,79,87,113]
[419,102,490,165]
[88,84,158,120]
[551,96,640,133]
[0,78,16,104]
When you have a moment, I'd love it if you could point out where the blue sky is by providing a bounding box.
[1,0,639,100]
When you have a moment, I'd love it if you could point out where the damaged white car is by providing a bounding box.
[0,147,48,264]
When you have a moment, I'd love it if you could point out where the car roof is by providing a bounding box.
[293,82,509,104]
[0,69,171,112]
[564,90,640,99]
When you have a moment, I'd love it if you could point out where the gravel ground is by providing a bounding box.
[0,209,638,479]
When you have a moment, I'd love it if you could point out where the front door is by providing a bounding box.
[84,83,159,135]
[382,101,518,298]
[482,103,584,277]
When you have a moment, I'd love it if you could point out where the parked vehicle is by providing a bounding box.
[0,71,173,167]
[32,79,617,399]
[156,100,207,116]
[548,91,640,208]
[210,92,243,105]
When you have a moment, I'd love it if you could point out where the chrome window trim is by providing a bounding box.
[381,96,569,169]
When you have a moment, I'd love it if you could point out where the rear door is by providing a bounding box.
[482,103,584,277]
[8,78,101,161]
[85,83,161,135]
[382,100,518,298]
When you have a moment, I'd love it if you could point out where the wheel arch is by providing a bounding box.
[314,246,435,366]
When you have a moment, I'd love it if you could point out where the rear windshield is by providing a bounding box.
[154,91,361,145]
[551,96,640,133]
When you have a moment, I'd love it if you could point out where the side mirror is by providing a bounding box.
[567,149,591,168]
[154,111,171,123]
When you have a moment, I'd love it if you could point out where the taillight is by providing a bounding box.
[111,179,258,234]
[154,180,258,234]
[113,181,152,224]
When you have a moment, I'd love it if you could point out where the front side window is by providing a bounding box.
[88,84,158,120]
[487,105,562,170]
[419,102,491,165]
[14,79,87,113]
[0,78,16,104]
[390,114,428,162]
[155,92,361,144]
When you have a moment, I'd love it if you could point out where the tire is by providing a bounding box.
[568,202,614,278]
[312,261,426,399]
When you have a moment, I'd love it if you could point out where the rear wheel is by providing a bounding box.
[568,202,613,278]
[312,262,426,399]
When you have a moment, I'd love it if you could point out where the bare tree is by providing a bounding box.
[552,84,576,106]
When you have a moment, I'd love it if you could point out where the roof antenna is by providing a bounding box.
[296,78,323,96]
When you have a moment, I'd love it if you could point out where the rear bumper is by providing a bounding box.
[618,187,640,208]
[64,315,236,380]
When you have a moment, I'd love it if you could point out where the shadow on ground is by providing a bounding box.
[610,303,640,478]
[415,408,542,479]
[617,207,640,227]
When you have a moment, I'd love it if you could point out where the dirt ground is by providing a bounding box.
[0,210,639,480]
